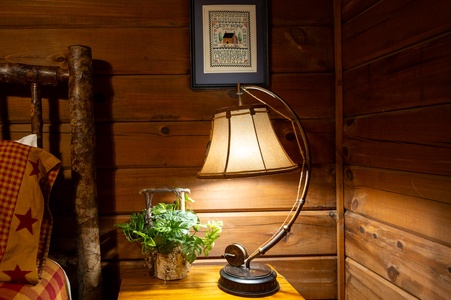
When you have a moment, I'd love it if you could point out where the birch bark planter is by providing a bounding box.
[145,246,191,280]
[115,187,222,281]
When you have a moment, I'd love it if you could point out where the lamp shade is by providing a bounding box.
[198,104,298,178]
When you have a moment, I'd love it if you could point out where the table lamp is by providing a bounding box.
[197,84,311,297]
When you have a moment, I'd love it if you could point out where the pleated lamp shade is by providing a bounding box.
[197,104,298,178]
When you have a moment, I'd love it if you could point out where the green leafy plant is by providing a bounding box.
[115,194,223,264]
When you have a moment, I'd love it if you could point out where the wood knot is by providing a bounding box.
[359,226,365,233]
[397,241,404,251]
[351,199,359,210]
[387,266,398,282]
[282,232,292,242]
[160,126,170,135]
[48,52,67,64]
[346,169,353,180]
[286,27,307,51]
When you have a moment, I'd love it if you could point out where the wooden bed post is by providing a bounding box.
[30,83,43,148]
[67,45,103,300]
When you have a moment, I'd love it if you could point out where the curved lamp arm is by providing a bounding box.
[240,85,311,269]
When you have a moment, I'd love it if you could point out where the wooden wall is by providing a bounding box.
[3,0,450,299]
[341,0,451,298]
[0,1,336,299]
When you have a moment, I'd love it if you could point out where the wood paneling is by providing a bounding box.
[47,165,335,216]
[0,73,335,122]
[0,27,333,75]
[345,187,451,246]
[342,0,451,69]
[1,0,334,29]
[343,105,451,176]
[1,119,334,169]
[261,257,337,299]
[342,1,451,298]
[344,33,451,116]
[0,0,190,28]
[343,137,451,176]
[271,0,333,26]
[1,1,336,299]
[102,211,337,260]
[345,166,451,205]
[95,123,332,168]
[271,27,334,73]
[95,165,336,214]
[341,0,380,22]
[0,28,190,74]
[344,105,451,148]
[345,258,417,300]
[346,212,451,299]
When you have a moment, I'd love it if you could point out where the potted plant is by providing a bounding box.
[115,188,223,280]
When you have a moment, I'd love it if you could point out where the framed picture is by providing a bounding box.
[190,0,268,89]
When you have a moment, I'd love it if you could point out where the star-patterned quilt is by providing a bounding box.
[0,140,61,285]
[0,259,71,300]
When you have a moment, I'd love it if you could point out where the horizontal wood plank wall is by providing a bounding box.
[0,1,336,299]
[341,0,451,298]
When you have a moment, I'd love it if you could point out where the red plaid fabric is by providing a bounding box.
[0,141,61,284]
[0,142,30,259]
[0,259,70,300]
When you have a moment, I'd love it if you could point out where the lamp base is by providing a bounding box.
[218,262,279,297]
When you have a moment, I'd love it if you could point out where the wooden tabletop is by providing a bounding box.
[118,264,305,299]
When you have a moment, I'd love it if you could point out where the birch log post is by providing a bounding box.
[67,45,103,300]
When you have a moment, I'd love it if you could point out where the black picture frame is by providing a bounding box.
[190,0,268,89]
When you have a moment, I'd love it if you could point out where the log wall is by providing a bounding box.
[0,1,336,299]
[4,1,446,299]
[341,0,451,298]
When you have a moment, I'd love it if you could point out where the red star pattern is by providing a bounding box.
[28,159,40,176]
[3,265,32,283]
[15,208,38,234]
